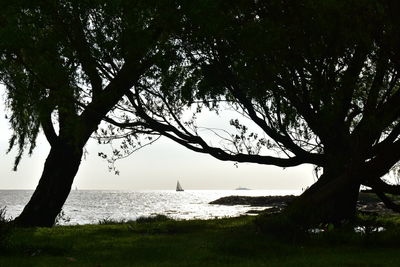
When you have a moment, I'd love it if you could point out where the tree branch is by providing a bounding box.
[374,190,400,213]
[126,89,324,167]
[102,116,147,129]
[363,53,387,117]
[39,107,58,146]
[371,122,400,155]
[363,139,400,181]
[335,47,367,121]
[52,4,103,98]
[364,177,400,195]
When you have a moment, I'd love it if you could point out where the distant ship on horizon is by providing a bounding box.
[235,186,251,190]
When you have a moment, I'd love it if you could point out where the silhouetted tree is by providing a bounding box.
[2,0,400,228]
[0,0,178,227]
[107,0,400,226]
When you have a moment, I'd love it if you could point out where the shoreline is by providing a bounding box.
[210,192,396,215]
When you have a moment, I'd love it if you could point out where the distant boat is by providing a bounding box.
[235,186,250,190]
[176,181,184,192]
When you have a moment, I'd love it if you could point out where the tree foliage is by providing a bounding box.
[0,0,180,168]
[1,0,400,226]
[0,0,183,227]
[102,0,400,220]
[108,0,399,169]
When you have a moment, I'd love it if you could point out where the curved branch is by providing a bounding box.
[363,177,400,195]
[52,4,103,96]
[78,56,154,143]
[374,190,400,213]
[363,139,400,180]
[336,47,368,120]
[103,116,147,129]
[363,177,400,213]
[126,91,324,167]
[213,49,318,159]
[156,122,320,167]
[371,122,400,155]
[229,82,317,159]
[40,111,58,146]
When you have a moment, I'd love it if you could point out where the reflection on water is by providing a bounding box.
[0,189,300,225]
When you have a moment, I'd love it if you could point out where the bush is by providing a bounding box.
[0,206,12,251]
[136,214,172,224]
[254,213,309,242]
[98,218,131,225]
[97,215,172,225]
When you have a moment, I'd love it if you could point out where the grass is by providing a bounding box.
[2,214,400,266]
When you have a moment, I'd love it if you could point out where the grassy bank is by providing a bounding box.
[2,215,400,266]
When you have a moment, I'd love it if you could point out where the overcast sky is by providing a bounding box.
[0,86,315,191]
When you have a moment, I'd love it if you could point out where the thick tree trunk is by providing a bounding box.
[282,168,362,227]
[13,142,83,227]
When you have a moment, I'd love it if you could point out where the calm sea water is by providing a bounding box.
[0,190,300,225]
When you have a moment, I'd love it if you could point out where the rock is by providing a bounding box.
[209,195,297,207]
[210,192,399,216]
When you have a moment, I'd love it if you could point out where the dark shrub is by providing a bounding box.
[254,213,309,242]
[0,207,12,251]
[136,214,172,224]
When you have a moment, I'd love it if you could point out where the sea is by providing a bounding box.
[0,189,300,225]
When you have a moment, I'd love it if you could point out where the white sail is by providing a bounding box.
[176,181,184,191]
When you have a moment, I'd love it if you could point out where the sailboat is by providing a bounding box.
[176,180,184,192]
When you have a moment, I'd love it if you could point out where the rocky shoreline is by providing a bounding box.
[210,195,295,207]
[209,195,296,215]
[209,192,396,215]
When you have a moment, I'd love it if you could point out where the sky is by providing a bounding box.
[0,87,316,190]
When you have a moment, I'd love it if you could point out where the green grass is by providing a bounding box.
[2,215,400,266]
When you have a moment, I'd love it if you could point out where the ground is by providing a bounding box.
[2,212,400,266]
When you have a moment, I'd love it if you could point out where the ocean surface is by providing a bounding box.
[0,190,300,225]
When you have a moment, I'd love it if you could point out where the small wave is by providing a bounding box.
[0,189,297,225]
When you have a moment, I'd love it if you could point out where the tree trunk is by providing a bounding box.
[13,142,83,227]
[282,168,362,227]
